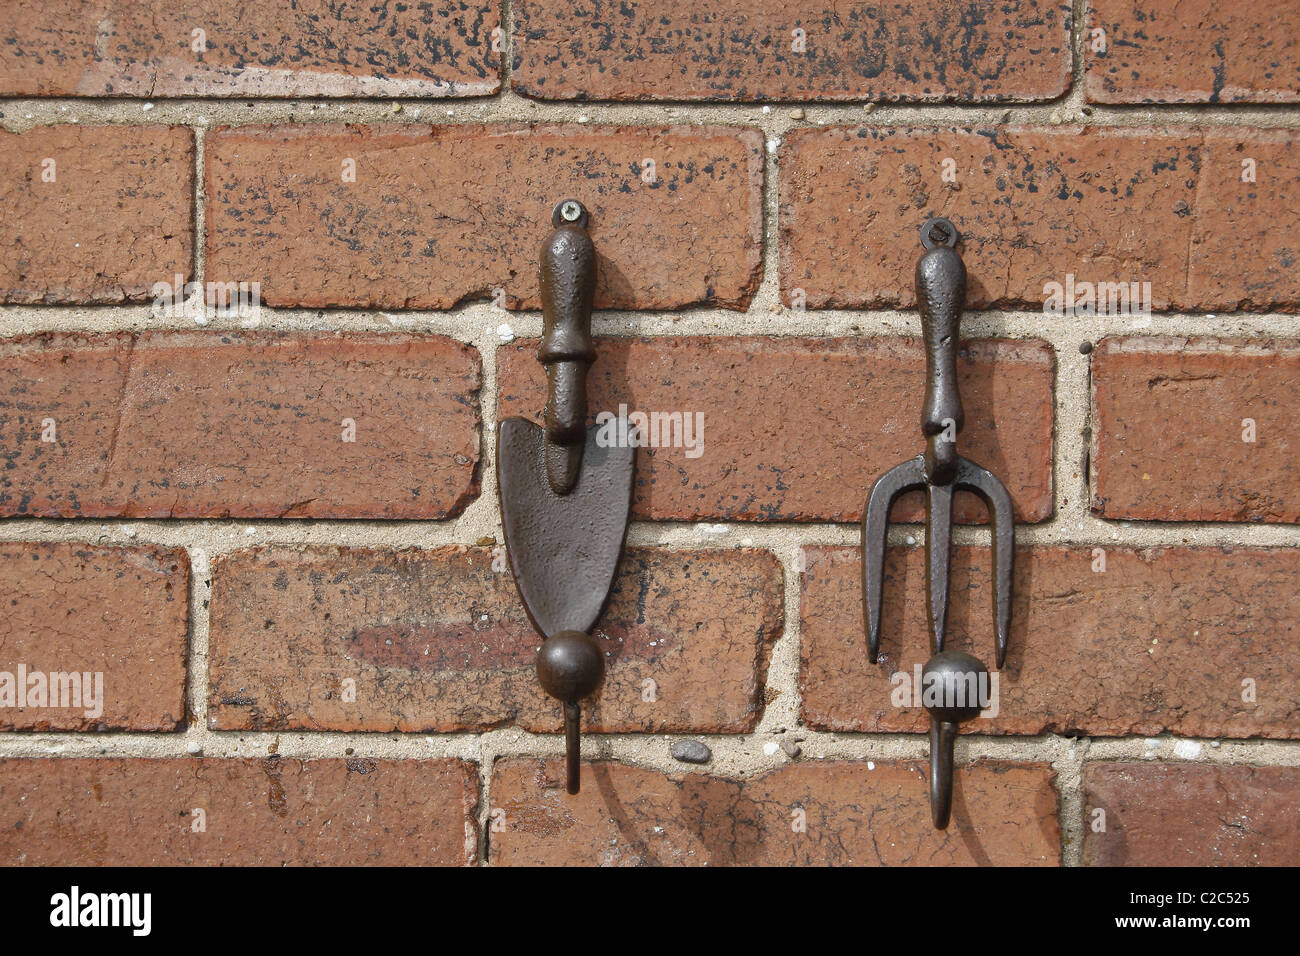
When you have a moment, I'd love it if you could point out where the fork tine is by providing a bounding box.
[925,480,953,656]
[956,457,1015,667]
[862,455,926,664]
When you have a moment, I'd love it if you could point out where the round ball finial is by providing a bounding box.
[536,630,605,703]
[921,650,990,724]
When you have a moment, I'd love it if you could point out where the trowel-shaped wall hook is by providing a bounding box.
[861,217,1015,829]
[497,200,635,794]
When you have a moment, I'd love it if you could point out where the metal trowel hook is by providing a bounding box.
[497,200,634,794]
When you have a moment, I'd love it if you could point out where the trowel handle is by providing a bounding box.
[538,199,597,495]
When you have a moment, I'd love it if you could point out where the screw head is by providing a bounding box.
[920,216,960,250]
[552,199,589,229]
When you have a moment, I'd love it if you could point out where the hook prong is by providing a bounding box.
[929,718,957,829]
[922,649,987,830]
[563,701,582,795]
[536,630,603,796]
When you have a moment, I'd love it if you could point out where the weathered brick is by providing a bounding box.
[1092,338,1300,522]
[490,759,1059,865]
[1087,0,1300,104]
[206,124,764,311]
[0,542,188,731]
[0,126,193,304]
[0,758,478,865]
[512,0,1070,103]
[1083,763,1300,865]
[800,545,1300,738]
[208,546,782,733]
[0,331,480,519]
[498,336,1054,522]
[0,0,499,97]
[780,126,1300,312]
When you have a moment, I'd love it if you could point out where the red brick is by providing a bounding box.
[0,126,193,304]
[780,126,1300,313]
[498,336,1054,522]
[800,545,1300,738]
[0,758,478,865]
[0,331,480,519]
[512,0,1070,102]
[1087,0,1300,104]
[1083,763,1300,865]
[0,542,188,731]
[490,759,1059,865]
[209,546,782,733]
[206,124,764,311]
[0,1,499,97]
[1092,338,1300,522]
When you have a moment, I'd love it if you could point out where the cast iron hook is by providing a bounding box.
[497,199,634,796]
[537,199,600,793]
[860,217,1015,829]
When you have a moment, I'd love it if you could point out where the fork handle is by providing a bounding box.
[916,218,966,485]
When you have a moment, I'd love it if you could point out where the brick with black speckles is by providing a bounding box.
[1084,764,1300,865]
[1087,0,1300,104]
[0,126,193,304]
[800,544,1300,738]
[207,545,783,733]
[0,542,189,731]
[0,331,481,519]
[513,0,1071,103]
[1092,338,1300,521]
[780,126,1300,313]
[205,123,765,311]
[499,336,1055,523]
[0,758,479,865]
[0,0,500,97]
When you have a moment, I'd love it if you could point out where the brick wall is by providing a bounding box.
[0,1,1296,866]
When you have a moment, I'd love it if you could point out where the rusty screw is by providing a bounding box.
[922,216,958,249]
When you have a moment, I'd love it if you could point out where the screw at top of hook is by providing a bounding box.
[553,199,589,229]
[920,216,959,250]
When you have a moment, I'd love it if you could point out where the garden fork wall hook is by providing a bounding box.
[861,217,1014,829]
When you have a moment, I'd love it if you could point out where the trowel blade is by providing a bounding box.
[497,418,634,639]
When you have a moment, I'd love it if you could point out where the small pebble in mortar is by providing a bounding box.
[1172,740,1202,760]
[671,740,711,765]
